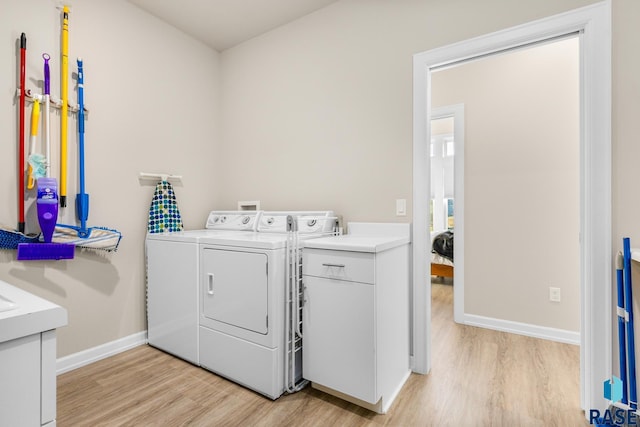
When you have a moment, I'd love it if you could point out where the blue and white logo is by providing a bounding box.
[604,376,624,403]
[590,376,638,424]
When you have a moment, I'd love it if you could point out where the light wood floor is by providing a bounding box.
[58,283,587,426]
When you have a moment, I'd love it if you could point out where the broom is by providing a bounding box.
[623,238,637,410]
[0,35,42,251]
[60,5,69,208]
[18,33,26,233]
[596,243,638,426]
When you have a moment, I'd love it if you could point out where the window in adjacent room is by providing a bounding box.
[430,119,454,233]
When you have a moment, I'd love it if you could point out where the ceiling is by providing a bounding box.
[128,0,340,51]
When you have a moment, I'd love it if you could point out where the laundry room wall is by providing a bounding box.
[0,0,221,357]
[612,0,640,375]
[217,0,598,224]
[613,1,640,246]
[431,38,580,332]
[1,0,637,367]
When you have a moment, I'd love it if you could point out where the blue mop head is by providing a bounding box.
[0,226,39,250]
[53,224,122,252]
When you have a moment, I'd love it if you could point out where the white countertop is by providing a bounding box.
[303,234,410,253]
[0,280,67,343]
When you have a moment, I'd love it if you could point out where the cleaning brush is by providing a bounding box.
[27,96,45,189]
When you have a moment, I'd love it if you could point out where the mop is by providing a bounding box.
[53,59,122,252]
[17,54,74,260]
[623,238,637,410]
[597,253,632,427]
[617,252,629,406]
[596,241,638,427]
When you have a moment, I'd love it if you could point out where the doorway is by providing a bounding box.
[430,105,464,323]
[412,1,611,414]
[430,36,581,336]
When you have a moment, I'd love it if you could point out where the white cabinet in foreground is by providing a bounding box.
[302,223,411,414]
[0,280,67,427]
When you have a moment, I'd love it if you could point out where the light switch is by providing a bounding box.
[396,199,406,216]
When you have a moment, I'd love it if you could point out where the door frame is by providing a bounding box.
[430,104,465,324]
[412,1,611,414]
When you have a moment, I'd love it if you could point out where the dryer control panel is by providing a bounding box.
[205,210,261,231]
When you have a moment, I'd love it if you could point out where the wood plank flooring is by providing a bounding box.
[57,283,587,426]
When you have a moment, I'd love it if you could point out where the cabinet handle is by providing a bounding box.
[207,273,214,295]
[322,263,345,268]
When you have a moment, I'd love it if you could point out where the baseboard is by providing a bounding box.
[312,383,385,414]
[56,331,148,375]
[382,369,412,414]
[464,314,580,345]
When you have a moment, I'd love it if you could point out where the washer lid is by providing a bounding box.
[146,229,255,243]
[146,230,203,243]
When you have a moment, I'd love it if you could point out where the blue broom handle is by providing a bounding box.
[76,58,88,235]
[624,237,637,409]
[77,59,84,195]
[617,252,628,404]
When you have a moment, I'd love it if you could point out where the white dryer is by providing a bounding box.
[197,211,335,399]
[145,211,260,365]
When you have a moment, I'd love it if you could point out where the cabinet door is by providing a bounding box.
[0,334,41,426]
[303,276,377,403]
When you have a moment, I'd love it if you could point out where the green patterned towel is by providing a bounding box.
[148,180,183,233]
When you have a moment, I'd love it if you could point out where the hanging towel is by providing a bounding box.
[148,180,183,233]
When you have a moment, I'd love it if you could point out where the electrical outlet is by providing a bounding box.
[549,287,561,302]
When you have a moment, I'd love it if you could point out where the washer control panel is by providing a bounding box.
[205,211,261,231]
[204,210,336,233]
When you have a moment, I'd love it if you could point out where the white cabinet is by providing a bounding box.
[302,226,410,414]
[303,276,376,403]
[0,331,58,426]
[0,280,67,427]
[0,334,41,426]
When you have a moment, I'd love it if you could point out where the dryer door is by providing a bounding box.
[202,248,268,335]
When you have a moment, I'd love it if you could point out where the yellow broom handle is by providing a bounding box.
[60,5,69,207]
[27,100,40,190]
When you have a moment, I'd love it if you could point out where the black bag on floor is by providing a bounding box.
[432,231,454,262]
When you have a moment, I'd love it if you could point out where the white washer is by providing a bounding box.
[197,211,335,399]
[145,211,260,365]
